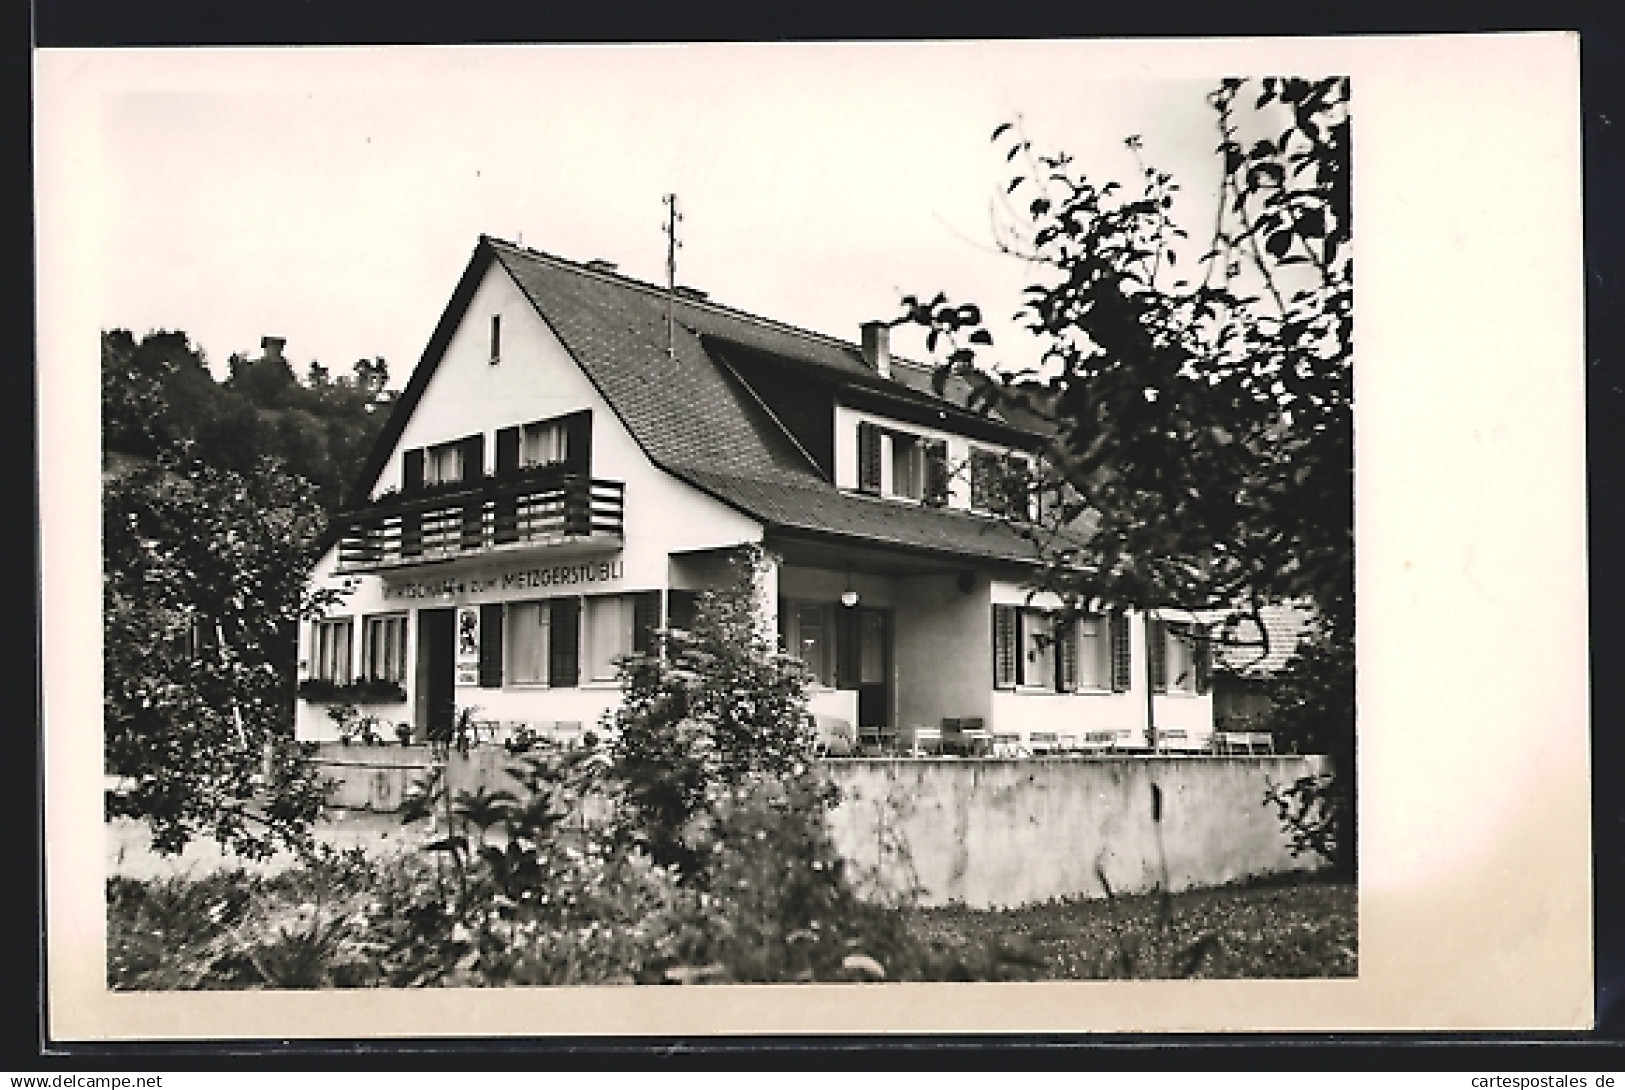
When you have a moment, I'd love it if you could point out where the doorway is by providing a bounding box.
[415,607,455,743]
[838,606,890,731]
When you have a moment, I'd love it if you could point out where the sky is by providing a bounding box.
[53,43,1226,384]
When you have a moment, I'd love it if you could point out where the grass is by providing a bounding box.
[107,856,1354,988]
[908,873,1356,980]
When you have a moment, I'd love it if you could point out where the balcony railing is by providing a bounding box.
[336,471,624,572]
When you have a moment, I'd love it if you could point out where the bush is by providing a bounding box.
[608,545,818,879]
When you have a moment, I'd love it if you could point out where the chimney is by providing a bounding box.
[261,336,286,363]
[860,321,891,379]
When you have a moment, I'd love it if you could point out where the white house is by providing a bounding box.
[294,236,1215,752]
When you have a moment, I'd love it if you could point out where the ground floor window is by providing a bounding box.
[577,592,662,682]
[361,613,408,682]
[312,617,353,684]
[996,607,1131,693]
[506,600,552,685]
[784,601,838,687]
[1151,619,1212,695]
[1069,613,1113,691]
[499,592,655,687]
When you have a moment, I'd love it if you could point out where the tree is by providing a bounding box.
[102,453,339,858]
[901,77,1354,870]
[101,331,394,513]
[608,546,824,879]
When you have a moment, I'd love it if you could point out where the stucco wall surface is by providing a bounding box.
[311,746,1325,908]
[824,756,1327,908]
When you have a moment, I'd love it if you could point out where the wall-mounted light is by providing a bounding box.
[841,566,859,608]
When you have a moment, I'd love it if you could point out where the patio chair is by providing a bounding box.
[1154,727,1190,754]
[939,718,965,756]
[911,726,943,757]
[1242,730,1276,755]
[1057,733,1078,753]
[991,732,1023,758]
[858,725,899,754]
[1077,730,1118,755]
[960,717,993,757]
[1029,730,1060,755]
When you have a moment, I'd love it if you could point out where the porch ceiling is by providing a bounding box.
[767,530,1025,580]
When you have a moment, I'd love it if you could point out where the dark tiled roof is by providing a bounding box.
[480,237,1066,565]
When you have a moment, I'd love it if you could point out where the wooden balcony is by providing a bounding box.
[336,471,624,573]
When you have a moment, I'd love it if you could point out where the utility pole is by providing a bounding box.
[661,193,683,361]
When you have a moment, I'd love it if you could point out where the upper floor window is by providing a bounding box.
[402,434,483,492]
[522,419,569,469]
[970,448,1034,518]
[496,410,592,478]
[424,440,465,487]
[857,420,949,506]
[489,314,502,365]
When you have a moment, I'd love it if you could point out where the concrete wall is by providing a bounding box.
[824,755,1326,908]
[314,745,1325,908]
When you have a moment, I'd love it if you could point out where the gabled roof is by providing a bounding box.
[350,236,1064,566]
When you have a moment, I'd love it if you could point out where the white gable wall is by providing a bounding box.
[376,261,762,572]
[294,261,761,741]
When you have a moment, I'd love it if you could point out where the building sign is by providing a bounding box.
[382,555,627,603]
[455,606,480,686]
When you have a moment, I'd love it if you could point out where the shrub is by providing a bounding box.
[608,545,817,880]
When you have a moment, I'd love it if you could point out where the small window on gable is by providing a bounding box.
[490,314,502,365]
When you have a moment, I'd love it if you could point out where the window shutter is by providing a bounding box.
[1056,616,1078,692]
[632,591,662,656]
[493,426,520,544]
[548,597,580,687]
[993,605,1019,690]
[1147,617,1167,693]
[1194,622,1213,694]
[460,434,484,480]
[666,589,699,632]
[857,421,882,494]
[478,603,504,688]
[402,448,425,493]
[1110,611,1131,692]
[460,434,485,548]
[496,427,520,476]
[923,440,950,507]
[563,411,593,476]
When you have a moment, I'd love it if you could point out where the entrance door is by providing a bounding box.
[837,607,890,730]
[415,607,456,743]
